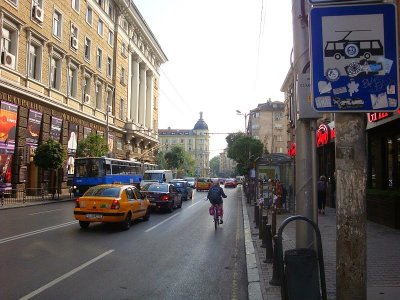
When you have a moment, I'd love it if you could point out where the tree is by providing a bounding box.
[164,146,185,169]
[156,151,167,169]
[34,139,67,199]
[76,132,108,157]
[209,156,220,177]
[226,133,264,176]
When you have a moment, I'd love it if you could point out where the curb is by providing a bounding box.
[241,190,263,300]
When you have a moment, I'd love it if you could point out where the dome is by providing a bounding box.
[193,112,208,130]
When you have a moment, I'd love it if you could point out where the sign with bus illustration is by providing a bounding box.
[310,4,398,112]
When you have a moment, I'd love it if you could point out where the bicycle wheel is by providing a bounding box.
[214,207,218,230]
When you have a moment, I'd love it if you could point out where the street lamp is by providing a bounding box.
[236,110,250,134]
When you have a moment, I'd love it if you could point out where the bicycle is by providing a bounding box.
[209,203,223,230]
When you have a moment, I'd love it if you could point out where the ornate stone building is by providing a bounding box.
[0,0,167,192]
[158,112,210,177]
[248,99,288,154]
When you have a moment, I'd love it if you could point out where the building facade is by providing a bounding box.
[219,149,236,178]
[248,100,288,154]
[158,112,210,177]
[0,0,166,192]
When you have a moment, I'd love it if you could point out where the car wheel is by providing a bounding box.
[143,207,151,221]
[121,212,132,230]
[79,221,90,229]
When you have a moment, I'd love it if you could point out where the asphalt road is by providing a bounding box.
[0,187,247,300]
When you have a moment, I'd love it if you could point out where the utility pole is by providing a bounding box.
[292,0,317,248]
[336,113,367,299]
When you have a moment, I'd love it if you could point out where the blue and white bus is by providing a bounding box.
[72,157,147,196]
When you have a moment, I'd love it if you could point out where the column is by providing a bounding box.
[130,54,140,122]
[146,70,154,129]
[138,62,147,125]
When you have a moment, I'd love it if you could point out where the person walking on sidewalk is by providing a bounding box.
[317,175,327,214]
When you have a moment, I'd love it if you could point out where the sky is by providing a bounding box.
[133,0,293,158]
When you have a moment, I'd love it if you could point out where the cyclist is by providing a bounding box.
[207,181,227,224]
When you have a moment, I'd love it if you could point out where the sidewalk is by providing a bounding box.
[0,195,74,210]
[243,192,400,300]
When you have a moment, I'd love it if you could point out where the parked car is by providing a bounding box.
[140,183,182,212]
[73,184,151,230]
[196,177,213,191]
[224,178,238,188]
[184,177,196,188]
[170,179,193,200]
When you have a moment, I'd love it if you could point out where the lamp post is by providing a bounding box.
[236,110,250,134]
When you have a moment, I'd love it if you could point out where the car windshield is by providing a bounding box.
[143,173,163,181]
[143,184,168,192]
[172,182,184,187]
[197,178,209,183]
[84,186,121,197]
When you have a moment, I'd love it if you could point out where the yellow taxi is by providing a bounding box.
[195,177,213,191]
[74,184,150,230]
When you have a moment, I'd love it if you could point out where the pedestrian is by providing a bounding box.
[317,175,327,214]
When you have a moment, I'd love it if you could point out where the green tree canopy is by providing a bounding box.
[76,132,108,157]
[164,146,185,169]
[226,133,264,176]
[34,139,66,171]
[209,156,220,177]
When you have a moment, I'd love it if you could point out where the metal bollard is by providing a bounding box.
[254,204,259,228]
[261,215,269,248]
[263,224,274,263]
[271,206,277,237]
[259,204,264,239]
[269,235,282,286]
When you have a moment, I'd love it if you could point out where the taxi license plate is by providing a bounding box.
[86,214,103,219]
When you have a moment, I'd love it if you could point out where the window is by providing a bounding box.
[53,10,62,38]
[108,30,114,46]
[121,42,127,57]
[68,63,78,98]
[107,57,112,77]
[83,75,91,104]
[96,48,102,69]
[84,37,91,61]
[97,18,103,36]
[85,6,92,25]
[0,25,18,70]
[95,82,103,109]
[72,0,80,12]
[107,2,114,20]
[70,24,79,50]
[96,48,103,69]
[28,42,42,81]
[50,55,62,90]
[31,0,44,23]
[121,67,126,84]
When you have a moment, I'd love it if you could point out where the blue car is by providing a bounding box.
[170,179,193,201]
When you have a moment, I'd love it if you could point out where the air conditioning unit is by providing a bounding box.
[1,51,16,69]
[71,37,79,50]
[32,5,44,22]
[84,94,91,103]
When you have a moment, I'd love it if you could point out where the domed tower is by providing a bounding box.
[192,112,210,177]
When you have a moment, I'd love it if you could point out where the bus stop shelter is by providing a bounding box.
[255,154,295,212]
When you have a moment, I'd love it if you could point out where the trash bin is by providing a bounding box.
[284,248,320,300]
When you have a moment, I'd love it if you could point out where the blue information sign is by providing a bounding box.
[310,4,398,112]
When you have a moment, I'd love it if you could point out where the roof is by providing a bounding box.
[193,112,208,130]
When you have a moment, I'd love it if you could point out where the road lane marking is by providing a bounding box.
[28,209,64,216]
[19,250,114,300]
[0,221,78,244]
[186,201,202,209]
[145,213,180,233]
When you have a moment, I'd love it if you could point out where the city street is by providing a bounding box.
[0,188,247,300]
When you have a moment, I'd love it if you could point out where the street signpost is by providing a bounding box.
[310,3,398,112]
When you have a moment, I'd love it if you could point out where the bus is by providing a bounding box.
[72,157,144,196]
